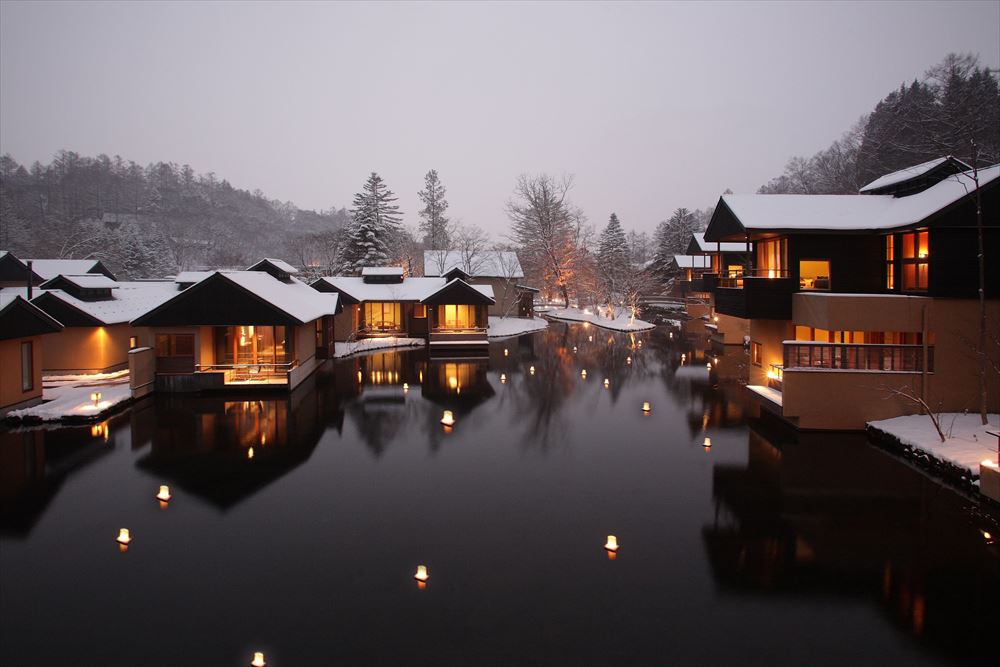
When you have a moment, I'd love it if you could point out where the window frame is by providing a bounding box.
[20,341,33,392]
[751,341,762,367]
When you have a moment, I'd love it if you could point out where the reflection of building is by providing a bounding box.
[132,386,330,509]
[704,420,1000,662]
[703,158,1000,429]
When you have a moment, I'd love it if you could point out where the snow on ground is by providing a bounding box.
[868,413,1000,476]
[43,369,129,387]
[333,337,425,358]
[7,380,132,422]
[545,306,655,332]
[488,316,548,338]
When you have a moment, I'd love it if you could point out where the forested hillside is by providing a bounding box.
[759,53,999,194]
[0,152,348,278]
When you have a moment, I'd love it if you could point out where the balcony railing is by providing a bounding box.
[196,362,295,384]
[783,342,933,373]
[718,268,790,289]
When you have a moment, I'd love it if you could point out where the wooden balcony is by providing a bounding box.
[714,271,796,320]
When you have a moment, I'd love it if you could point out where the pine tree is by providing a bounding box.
[336,172,403,274]
[596,212,630,301]
[417,169,450,249]
[651,208,699,280]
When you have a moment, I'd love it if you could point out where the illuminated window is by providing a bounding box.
[21,341,33,391]
[129,336,138,349]
[885,235,895,290]
[799,260,830,290]
[755,238,787,277]
[437,304,478,329]
[363,302,402,330]
[751,341,762,366]
[726,264,743,278]
[901,230,929,291]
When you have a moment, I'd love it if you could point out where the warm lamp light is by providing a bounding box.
[357,370,362,383]
[116,528,131,545]
[504,347,509,357]
[713,315,719,322]
[626,356,632,365]
[529,365,535,375]
[669,332,673,339]
[703,437,712,449]
[156,485,171,502]
[448,376,458,390]
[681,353,686,361]
[713,357,719,364]
[247,447,254,460]
[603,379,609,388]
[90,391,102,406]
[500,373,507,384]
[573,346,577,353]
[642,401,651,413]
[581,369,587,379]
[251,652,266,667]
[414,565,429,582]
[588,335,593,342]
[706,362,712,369]
[981,459,999,470]
[403,382,409,392]
[605,535,619,552]
[440,410,455,427]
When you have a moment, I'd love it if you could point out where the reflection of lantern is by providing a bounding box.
[603,379,609,388]
[500,373,507,384]
[414,565,429,582]
[251,652,266,667]
[669,332,673,339]
[581,369,587,379]
[116,528,132,545]
[156,485,171,502]
[403,382,409,392]
[605,535,619,552]
[529,366,535,375]
[247,447,254,460]
[441,411,455,427]
[642,402,651,414]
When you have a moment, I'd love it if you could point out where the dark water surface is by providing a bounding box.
[2,322,997,666]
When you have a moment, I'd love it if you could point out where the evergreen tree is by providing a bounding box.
[651,208,698,279]
[337,172,403,274]
[417,169,450,249]
[596,212,630,300]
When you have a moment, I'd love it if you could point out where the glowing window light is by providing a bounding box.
[440,410,455,427]
[414,565,429,583]
[116,528,132,545]
[156,485,172,502]
[251,652,267,667]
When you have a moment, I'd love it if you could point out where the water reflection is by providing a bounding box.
[705,417,1000,664]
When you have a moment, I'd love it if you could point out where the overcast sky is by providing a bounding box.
[1,1,998,236]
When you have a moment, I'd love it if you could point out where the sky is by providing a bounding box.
[1,1,998,237]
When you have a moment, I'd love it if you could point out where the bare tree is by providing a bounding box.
[880,384,946,443]
[453,223,491,276]
[493,245,525,318]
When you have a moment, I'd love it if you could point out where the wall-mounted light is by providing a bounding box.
[581,369,587,379]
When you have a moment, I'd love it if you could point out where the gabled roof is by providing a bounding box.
[24,258,116,281]
[670,255,713,270]
[132,271,339,326]
[705,163,999,241]
[247,258,299,275]
[420,278,496,306]
[0,294,64,340]
[859,156,971,194]
[423,250,524,278]
[687,233,748,254]
[30,281,177,326]
[313,275,494,303]
[38,274,119,291]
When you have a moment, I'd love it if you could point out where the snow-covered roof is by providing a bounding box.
[250,258,299,274]
[36,281,178,325]
[423,250,524,278]
[174,271,213,285]
[689,232,747,253]
[361,266,404,277]
[715,164,998,235]
[40,274,119,290]
[420,278,496,305]
[859,156,971,193]
[219,272,338,323]
[672,255,712,269]
[24,258,104,280]
[317,276,493,302]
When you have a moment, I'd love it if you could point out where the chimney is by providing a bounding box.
[26,260,33,300]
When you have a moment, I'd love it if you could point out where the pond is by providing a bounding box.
[1,322,997,666]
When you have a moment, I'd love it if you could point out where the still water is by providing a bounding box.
[1,322,997,666]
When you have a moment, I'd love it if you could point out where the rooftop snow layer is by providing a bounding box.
[317,276,493,302]
[255,258,299,274]
[39,281,178,324]
[719,164,998,233]
[859,156,970,193]
[174,271,213,284]
[361,266,404,276]
[24,258,104,280]
[423,250,524,278]
[41,274,119,289]
[215,272,339,323]
[690,232,749,253]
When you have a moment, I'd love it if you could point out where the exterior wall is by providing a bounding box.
[128,347,156,400]
[289,320,322,390]
[334,305,359,342]
[474,277,517,316]
[710,312,750,346]
[0,335,45,413]
[40,323,140,374]
[781,371,922,430]
[747,319,792,388]
[686,301,711,319]
[792,293,927,332]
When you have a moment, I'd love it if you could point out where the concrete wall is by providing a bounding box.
[0,335,44,413]
[782,371,923,430]
[747,319,793,387]
[128,347,155,400]
[711,312,750,346]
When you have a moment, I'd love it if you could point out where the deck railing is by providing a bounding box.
[783,342,932,373]
[718,268,790,288]
[196,361,295,383]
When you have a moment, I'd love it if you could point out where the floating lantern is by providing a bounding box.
[116,528,131,545]
[588,335,593,342]
[581,369,587,379]
[90,391,102,406]
[669,332,673,339]
[626,356,632,365]
[440,410,455,428]
[706,362,712,369]
[414,565,429,583]
[504,347,509,357]
[529,365,535,375]
[642,401,651,413]
[605,535,619,552]
[402,382,409,392]
[603,379,609,388]
[247,447,254,460]
[156,485,171,502]
[500,373,507,384]
[637,340,642,348]
[703,437,712,449]
[251,652,266,667]
[573,346,577,353]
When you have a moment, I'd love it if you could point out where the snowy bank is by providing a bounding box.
[867,413,999,492]
[545,307,655,332]
[333,337,425,358]
[488,316,548,338]
[7,381,132,423]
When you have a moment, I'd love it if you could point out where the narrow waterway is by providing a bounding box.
[1,322,997,666]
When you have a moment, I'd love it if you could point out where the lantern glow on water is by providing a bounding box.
[642,402,651,413]
[440,410,455,428]
[605,535,619,552]
[156,485,171,502]
[581,369,587,379]
[251,652,266,667]
[604,379,609,388]
[116,528,131,545]
[703,437,712,449]
[529,366,535,375]
[500,373,507,384]
[414,565,429,583]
